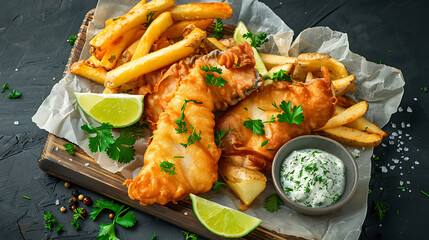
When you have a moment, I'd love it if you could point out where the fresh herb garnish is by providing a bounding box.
[160,161,176,175]
[71,208,85,230]
[63,143,76,155]
[113,17,120,21]
[106,130,136,163]
[261,140,269,147]
[267,148,276,151]
[276,100,304,125]
[205,73,227,87]
[22,195,31,200]
[152,234,157,240]
[272,70,291,82]
[421,190,429,198]
[212,177,228,194]
[424,86,428,93]
[264,193,284,212]
[108,55,116,63]
[368,190,372,194]
[182,230,198,240]
[213,19,224,39]
[373,200,389,221]
[243,118,265,135]
[7,89,21,99]
[44,212,57,231]
[180,125,202,148]
[144,11,156,28]
[214,128,235,148]
[68,35,77,46]
[397,187,405,189]
[272,102,279,110]
[174,156,184,158]
[1,83,8,92]
[243,31,269,48]
[200,65,223,74]
[91,199,137,240]
[56,224,65,233]
[174,99,202,134]
[81,123,115,153]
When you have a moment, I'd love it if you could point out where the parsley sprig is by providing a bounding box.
[205,74,227,87]
[63,143,76,155]
[175,99,202,134]
[181,125,202,148]
[43,212,57,230]
[144,11,156,28]
[212,177,228,194]
[200,65,222,74]
[71,208,85,230]
[7,89,21,99]
[68,35,77,46]
[160,161,176,175]
[276,100,304,125]
[264,193,284,212]
[243,115,275,136]
[1,83,8,93]
[213,19,224,39]
[182,230,198,240]
[272,70,291,82]
[243,31,269,48]
[214,128,235,149]
[91,199,136,240]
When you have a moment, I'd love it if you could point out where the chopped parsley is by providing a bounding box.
[68,35,77,46]
[421,190,429,198]
[108,55,116,63]
[424,86,428,93]
[373,200,389,221]
[22,195,31,200]
[160,161,176,175]
[182,230,198,240]
[214,128,235,148]
[112,17,120,21]
[205,73,227,87]
[63,143,76,155]
[174,99,202,134]
[213,19,224,39]
[261,140,269,147]
[43,212,57,231]
[1,83,8,92]
[264,193,284,212]
[144,11,156,28]
[180,125,202,148]
[272,69,291,82]
[276,100,304,125]
[212,177,228,194]
[56,224,65,233]
[200,65,222,74]
[71,208,85,230]
[243,31,269,48]
[174,156,184,158]
[243,118,265,135]
[7,89,21,99]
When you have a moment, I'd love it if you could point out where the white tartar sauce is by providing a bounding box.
[280,149,345,208]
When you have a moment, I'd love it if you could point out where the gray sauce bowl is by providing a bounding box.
[271,135,359,216]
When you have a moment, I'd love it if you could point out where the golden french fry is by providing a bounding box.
[103,87,119,94]
[317,126,383,148]
[100,27,140,70]
[317,101,368,131]
[70,60,106,85]
[162,19,213,39]
[259,53,297,70]
[90,0,174,51]
[305,71,313,82]
[105,28,207,89]
[206,37,227,51]
[333,74,355,96]
[297,53,348,80]
[292,61,308,82]
[219,160,266,206]
[169,3,232,21]
[105,17,120,27]
[117,39,140,67]
[90,47,107,61]
[85,56,101,68]
[131,12,174,61]
[151,36,174,51]
[345,117,387,137]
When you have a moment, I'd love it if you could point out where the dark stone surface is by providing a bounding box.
[0,0,427,239]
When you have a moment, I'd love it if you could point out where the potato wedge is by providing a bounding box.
[90,0,174,51]
[337,95,356,108]
[333,74,355,96]
[85,56,101,68]
[169,3,232,21]
[317,101,368,130]
[162,19,213,39]
[70,60,106,85]
[219,160,266,206]
[292,61,308,82]
[105,28,206,88]
[305,71,313,83]
[259,53,297,70]
[345,117,387,137]
[297,53,348,80]
[317,126,383,147]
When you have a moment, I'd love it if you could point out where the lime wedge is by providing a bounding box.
[233,21,270,79]
[190,193,262,238]
[74,93,144,128]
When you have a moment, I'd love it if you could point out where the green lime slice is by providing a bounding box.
[190,193,262,238]
[74,92,144,128]
[233,21,270,79]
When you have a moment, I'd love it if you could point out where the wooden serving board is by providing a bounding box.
[38,9,305,240]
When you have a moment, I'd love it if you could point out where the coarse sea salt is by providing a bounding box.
[406,181,410,184]
[55,199,59,205]
[401,122,406,128]
[415,161,419,165]
[381,166,388,173]
[382,143,387,147]
[13,121,19,125]
[391,123,397,128]
[390,166,396,170]
[85,163,89,166]
[407,107,412,112]
[406,123,411,127]
[398,107,403,112]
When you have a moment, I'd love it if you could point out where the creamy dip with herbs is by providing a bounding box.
[280,149,345,208]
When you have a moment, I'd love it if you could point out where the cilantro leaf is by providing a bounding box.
[68,35,77,46]
[200,65,223,74]
[43,212,57,231]
[212,177,228,194]
[182,230,198,240]
[1,83,8,93]
[55,224,65,233]
[264,193,284,212]
[7,89,21,99]
[106,130,136,163]
[115,209,136,228]
[214,128,235,148]
[180,125,201,148]
[205,73,227,87]
[243,118,265,135]
[144,11,156,28]
[277,100,304,125]
[63,143,76,155]
[160,161,176,175]
[81,123,115,153]
[243,31,269,48]
[272,70,291,82]
[91,199,124,220]
[213,19,224,39]
[97,223,119,240]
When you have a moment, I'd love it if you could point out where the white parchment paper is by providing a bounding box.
[32,0,405,239]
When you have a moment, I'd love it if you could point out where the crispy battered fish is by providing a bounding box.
[125,67,221,205]
[217,67,336,172]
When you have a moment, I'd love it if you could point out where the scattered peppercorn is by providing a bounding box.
[109,213,115,219]
[83,196,92,205]
[71,205,77,211]
[60,206,67,213]
[73,197,77,202]
[81,209,88,218]
[71,188,79,197]
[68,197,76,206]
[78,194,84,201]
[64,182,70,188]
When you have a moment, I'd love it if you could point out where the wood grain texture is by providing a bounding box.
[38,9,306,240]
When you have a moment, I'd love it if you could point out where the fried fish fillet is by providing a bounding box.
[125,67,221,205]
[217,67,336,172]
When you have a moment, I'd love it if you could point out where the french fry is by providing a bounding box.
[169,3,232,21]
[337,95,356,108]
[85,56,101,68]
[100,27,140,70]
[292,61,308,82]
[105,28,207,88]
[333,74,355,96]
[206,37,227,51]
[162,19,213,39]
[90,0,174,51]
[317,126,383,148]
[297,53,348,80]
[70,60,106,85]
[131,12,174,61]
[105,17,120,27]
[317,101,368,131]
[259,53,297,70]
[117,39,140,67]
[305,71,313,82]
[103,87,119,94]
[151,36,174,51]
[90,47,107,61]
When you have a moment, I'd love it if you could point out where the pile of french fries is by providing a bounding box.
[70,0,233,93]
[260,52,387,148]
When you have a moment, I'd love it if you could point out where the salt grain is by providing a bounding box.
[382,143,387,147]
[401,122,406,128]
[55,147,58,151]
[381,166,388,173]
[398,130,402,134]
[184,212,188,216]
[398,195,401,198]
[414,98,417,101]
[69,158,73,161]
[400,181,403,185]
[400,173,403,176]
[406,181,410,184]
[405,133,410,137]
[406,123,411,127]
[55,199,59,205]
[393,159,399,163]
[380,187,383,190]
[85,163,89,166]
[415,161,419,165]
[404,157,409,161]
[389,141,394,145]
[409,137,412,140]
[404,147,409,151]
[15,68,18,71]
[399,166,402,169]
[398,107,403,112]
[390,166,396,170]
[407,107,412,113]
[13,121,19,125]
[409,190,412,193]
[391,123,397,128]
[392,132,398,137]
